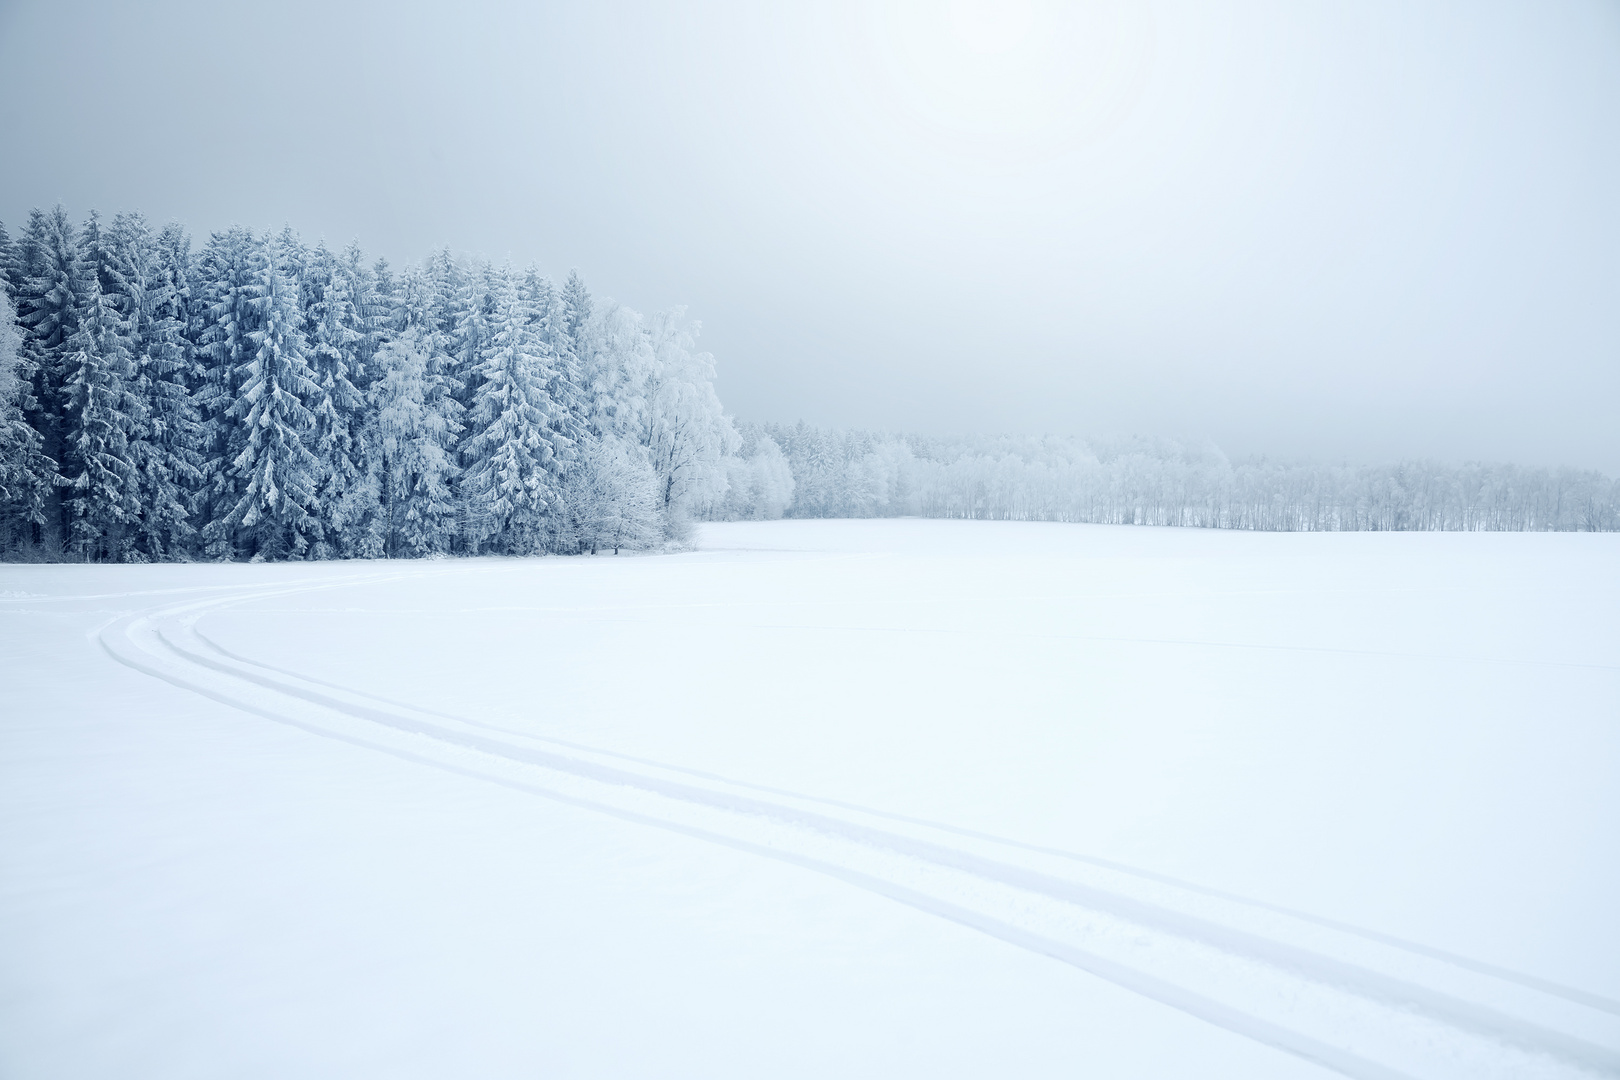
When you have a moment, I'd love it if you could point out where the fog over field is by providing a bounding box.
[1,3,1616,1079]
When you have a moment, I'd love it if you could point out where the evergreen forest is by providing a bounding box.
[1,205,1614,562]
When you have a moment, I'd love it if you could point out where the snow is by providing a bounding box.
[2,519,1617,1079]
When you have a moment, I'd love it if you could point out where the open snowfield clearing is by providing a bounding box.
[2,519,1618,1079]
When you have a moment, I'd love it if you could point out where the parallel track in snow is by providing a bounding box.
[97,569,1620,1080]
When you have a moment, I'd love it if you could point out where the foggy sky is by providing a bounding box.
[2,0,1617,471]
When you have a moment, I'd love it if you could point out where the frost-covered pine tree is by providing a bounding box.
[560,269,592,349]
[0,287,55,551]
[368,267,463,557]
[458,266,574,554]
[301,242,372,557]
[17,208,86,386]
[0,221,22,299]
[452,261,500,409]
[423,249,467,344]
[341,241,384,379]
[15,205,86,545]
[524,267,587,433]
[61,274,144,560]
[217,252,322,560]
[523,267,588,532]
[270,225,308,291]
[370,255,397,335]
[576,298,654,445]
[104,213,201,559]
[194,226,269,556]
[344,244,388,555]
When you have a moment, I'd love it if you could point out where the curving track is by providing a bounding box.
[97,568,1620,1080]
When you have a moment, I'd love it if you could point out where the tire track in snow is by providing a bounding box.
[99,572,1620,1080]
[177,622,1620,1022]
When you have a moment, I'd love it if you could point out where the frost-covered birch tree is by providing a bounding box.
[641,307,738,531]
[562,436,662,554]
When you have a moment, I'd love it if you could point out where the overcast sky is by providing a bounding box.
[2,0,1617,470]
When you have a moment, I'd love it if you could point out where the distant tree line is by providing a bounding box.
[0,205,742,561]
[731,425,1620,532]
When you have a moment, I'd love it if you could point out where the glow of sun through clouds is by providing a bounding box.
[947,0,1036,54]
[863,0,1155,154]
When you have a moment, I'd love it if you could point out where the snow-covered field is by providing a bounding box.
[2,519,1617,1079]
